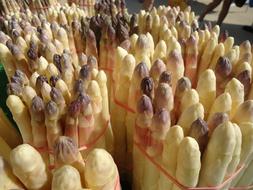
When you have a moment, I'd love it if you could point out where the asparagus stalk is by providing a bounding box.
[172,137,201,190]
[52,165,83,190]
[215,57,232,95]
[133,95,153,190]
[65,99,80,145]
[209,43,225,70]
[142,109,171,190]
[154,82,174,113]
[196,69,216,118]
[84,149,119,190]
[0,43,16,81]
[197,37,217,78]
[150,59,166,88]
[10,144,50,190]
[198,121,236,186]
[6,94,33,144]
[126,62,149,158]
[158,125,184,190]
[233,100,253,124]
[111,53,135,171]
[208,93,232,122]
[184,35,198,87]
[207,112,229,135]
[225,78,244,118]
[45,100,62,150]
[53,136,85,180]
[180,89,199,117]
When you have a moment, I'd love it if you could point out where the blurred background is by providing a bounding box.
[125,0,253,44]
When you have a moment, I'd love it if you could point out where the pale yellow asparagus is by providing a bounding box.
[177,103,204,135]
[45,63,60,80]
[52,165,83,190]
[229,122,253,190]
[166,36,181,55]
[150,59,166,87]
[224,78,244,118]
[29,71,40,89]
[55,79,71,104]
[224,37,234,55]
[209,43,225,70]
[196,69,216,118]
[84,149,119,190]
[6,95,33,144]
[154,82,174,112]
[172,137,201,190]
[180,89,199,115]
[158,125,184,190]
[207,92,232,122]
[166,49,185,94]
[198,121,236,186]
[37,56,49,75]
[96,70,114,154]
[153,40,167,63]
[133,95,153,190]
[0,108,22,148]
[112,53,135,172]
[235,62,252,97]
[125,62,149,163]
[227,123,242,175]
[0,156,24,190]
[142,109,171,190]
[198,37,217,78]
[151,14,160,44]
[0,43,16,81]
[10,144,50,190]
[233,100,253,124]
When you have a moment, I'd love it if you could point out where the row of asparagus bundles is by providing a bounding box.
[116,23,253,190]
[107,5,253,190]
[0,136,120,190]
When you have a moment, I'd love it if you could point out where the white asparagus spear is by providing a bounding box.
[96,70,114,154]
[6,95,33,144]
[52,165,83,190]
[84,149,119,190]
[133,95,153,190]
[196,69,216,118]
[171,137,201,190]
[10,144,50,190]
[230,122,253,186]
[158,125,184,190]
[45,100,62,150]
[209,43,225,70]
[180,89,199,115]
[54,136,85,180]
[0,43,16,81]
[177,103,204,135]
[225,78,244,118]
[142,109,171,190]
[221,123,242,190]
[166,49,184,94]
[197,37,217,78]
[112,54,135,172]
[198,121,236,186]
[233,100,253,124]
[207,92,232,121]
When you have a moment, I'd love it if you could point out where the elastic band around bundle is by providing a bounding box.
[134,140,245,190]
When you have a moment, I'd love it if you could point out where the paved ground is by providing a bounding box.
[125,0,253,44]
